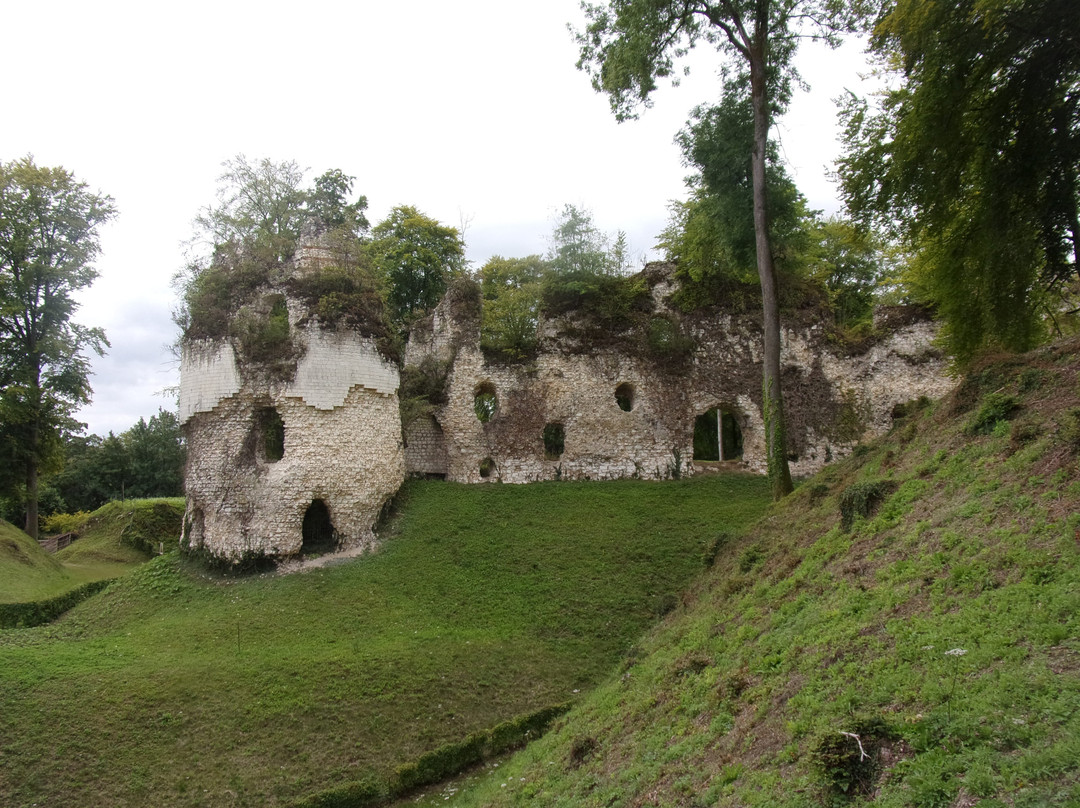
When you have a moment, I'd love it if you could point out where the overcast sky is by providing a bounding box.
[1,0,874,437]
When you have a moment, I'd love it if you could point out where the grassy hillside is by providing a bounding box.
[0,474,770,807]
[437,342,1080,807]
[0,519,71,602]
[54,497,185,570]
[0,498,185,606]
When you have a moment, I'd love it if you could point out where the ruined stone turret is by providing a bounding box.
[178,249,404,562]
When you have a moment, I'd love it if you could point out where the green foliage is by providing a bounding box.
[229,293,296,371]
[479,255,545,359]
[964,392,1020,436]
[838,480,896,531]
[369,205,464,327]
[0,157,115,537]
[306,168,370,235]
[645,316,694,360]
[176,157,377,346]
[176,254,268,341]
[546,204,616,276]
[1060,407,1080,452]
[541,270,651,332]
[192,155,308,265]
[810,719,896,802]
[803,217,884,329]
[838,0,1080,363]
[399,355,451,432]
[48,409,185,513]
[473,383,497,423]
[672,91,810,285]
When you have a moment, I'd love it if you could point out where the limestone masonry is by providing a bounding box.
[179,262,953,561]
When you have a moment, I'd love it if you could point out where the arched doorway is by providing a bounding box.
[693,407,744,461]
[301,499,337,555]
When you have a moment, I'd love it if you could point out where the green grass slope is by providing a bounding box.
[0,475,770,807]
[441,342,1080,808]
[0,519,70,602]
[55,497,185,569]
[0,498,185,606]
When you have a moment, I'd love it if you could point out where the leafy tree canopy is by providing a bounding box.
[45,408,185,514]
[478,255,546,359]
[369,205,465,327]
[176,158,374,343]
[838,0,1080,362]
[0,156,114,537]
[546,204,617,277]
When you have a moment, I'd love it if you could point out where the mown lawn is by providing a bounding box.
[0,475,770,807]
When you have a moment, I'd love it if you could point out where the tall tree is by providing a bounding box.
[0,157,114,537]
[547,204,613,276]
[576,0,864,498]
[479,255,546,358]
[192,155,308,266]
[837,0,1080,362]
[368,205,465,327]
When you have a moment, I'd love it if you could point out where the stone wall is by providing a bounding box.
[180,322,404,560]
[180,260,953,561]
[402,265,953,483]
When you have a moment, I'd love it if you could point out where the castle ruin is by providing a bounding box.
[179,261,953,561]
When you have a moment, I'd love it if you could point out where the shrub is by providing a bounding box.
[1059,407,1080,452]
[40,511,91,535]
[646,315,695,360]
[0,579,114,628]
[839,481,897,531]
[810,718,896,802]
[964,392,1020,435]
[738,544,765,573]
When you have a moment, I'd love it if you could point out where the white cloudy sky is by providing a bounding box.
[1,0,873,437]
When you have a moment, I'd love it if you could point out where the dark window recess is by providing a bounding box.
[479,457,496,478]
[259,407,286,462]
[615,383,634,412]
[543,423,565,460]
[693,408,743,461]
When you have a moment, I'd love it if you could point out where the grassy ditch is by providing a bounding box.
[0,474,770,807]
[0,499,185,610]
[435,340,1080,808]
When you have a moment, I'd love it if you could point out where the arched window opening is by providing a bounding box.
[474,381,498,423]
[257,407,285,463]
[693,408,743,461]
[479,457,496,479]
[543,422,565,460]
[301,499,336,555]
[614,382,635,412]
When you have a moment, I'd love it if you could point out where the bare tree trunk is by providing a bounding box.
[749,35,794,500]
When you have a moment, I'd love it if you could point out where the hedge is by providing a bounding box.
[0,578,115,628]
[292,702,571,808]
